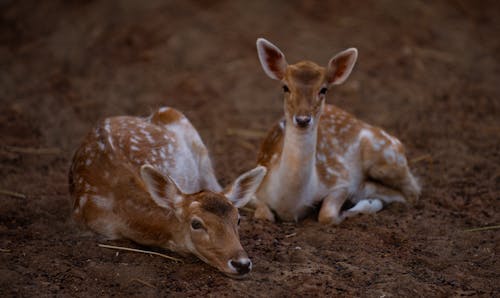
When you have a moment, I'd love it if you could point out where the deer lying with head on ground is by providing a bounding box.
[69,106,266,277]
[252,38,420,224]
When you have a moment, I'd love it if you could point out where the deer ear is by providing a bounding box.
[224,166,267,208]
[256,38,288,80]
[140,164,183,210]
[326,48,358,85]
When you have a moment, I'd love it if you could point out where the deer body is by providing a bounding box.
[253,39,420,224]
[69,107,266,277]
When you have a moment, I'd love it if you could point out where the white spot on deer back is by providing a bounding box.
[359,128,375,143]
[317,153,326,163]
[104,119,116,151]
[145,132,154,144]
[381,130,397,145]
[372,138,386,151]
[384,147,396,163]
[396,154,406,166]
[160,148,167,160]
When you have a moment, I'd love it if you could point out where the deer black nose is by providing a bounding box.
[293,115,312,128]
[230,258,252,275]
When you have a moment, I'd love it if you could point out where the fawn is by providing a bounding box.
[69,106,266,277]
[252,38,420,224]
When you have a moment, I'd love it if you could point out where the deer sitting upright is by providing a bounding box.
[253,38,420,224]
[69,106,266,277]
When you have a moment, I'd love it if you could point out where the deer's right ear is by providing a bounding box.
[140,164,183,210]
[256,38,288,80]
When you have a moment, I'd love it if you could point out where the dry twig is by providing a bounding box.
[463,225,500,232]
[0,189,26,199]
[410,154,432,164]
[98,243,183,263]
[236,139,257,151]
[0,248,11,253]
[5,146,61,155]
[285,232,297,238]
[131,278,156,289]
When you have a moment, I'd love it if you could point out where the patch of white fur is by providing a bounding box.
[259,124,320,220]
[189,201,200,208]
[160,148,167,160]
[145,132,155,144]
[359,128,375,143]
[346,199,383,214]
[183,232,197,255]
[78,196,88,210]
[98,141,105,151]
[383,147,396,163]
[397,154,406,166]
[91,195,114,210]
[339,124,350,134]
[104,119,116,151]
[380,130,397,145]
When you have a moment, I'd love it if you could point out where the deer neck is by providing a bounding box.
[278,121,318,183]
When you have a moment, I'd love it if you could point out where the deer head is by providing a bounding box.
[140,164,266,277]
[256,38,358,131]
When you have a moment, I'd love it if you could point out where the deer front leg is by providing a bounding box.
[253,199,275,222]
[318,187,349,225]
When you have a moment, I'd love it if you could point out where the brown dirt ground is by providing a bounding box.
[1,0,499,297]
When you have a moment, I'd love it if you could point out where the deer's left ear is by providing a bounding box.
[140,164,183,210]
[326,48,358,85]
[224,166,267,208]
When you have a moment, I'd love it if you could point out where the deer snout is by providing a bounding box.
[228,257,252,276]
[293,115,313,128]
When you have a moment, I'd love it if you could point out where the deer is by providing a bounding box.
[252,38,420,224]
[68,106,266,278]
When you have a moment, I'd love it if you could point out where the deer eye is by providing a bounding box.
[283,85,290,93]
[191,219,204,230]
[319,87,328,95]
